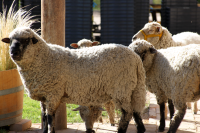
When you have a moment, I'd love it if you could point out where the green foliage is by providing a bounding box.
[93,0,100,11]
[22,94,41,123]
[22,93,84,123]
[67,104,83,123]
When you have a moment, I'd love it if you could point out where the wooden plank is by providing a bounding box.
[41,0,67,130]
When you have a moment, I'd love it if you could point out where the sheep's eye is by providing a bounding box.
[132,36,137,40]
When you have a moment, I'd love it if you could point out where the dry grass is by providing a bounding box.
[0,0,38,71]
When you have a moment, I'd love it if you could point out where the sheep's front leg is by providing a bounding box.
[118,108,132,133]
[46,101,60,133]
[168,99,174,119]
[41,102,48,133]
[158,102,165,132]
[47,114,55,133]
[133,112,146,133]
[167,104,187,133]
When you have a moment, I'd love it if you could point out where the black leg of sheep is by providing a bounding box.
[47,114,55,133]
[118,108,132,133]
[41,102,48,133]
[158,102,165,132]
[168,99,175,119]
[133,112,146,133]
[167,105,187,133]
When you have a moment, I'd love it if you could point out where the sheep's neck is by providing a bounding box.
[154,29,177,49]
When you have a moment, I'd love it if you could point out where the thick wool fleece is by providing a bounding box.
[129,40,200,110]
[10,27,146,115]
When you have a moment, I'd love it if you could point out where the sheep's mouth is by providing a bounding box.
[10,51,22,61]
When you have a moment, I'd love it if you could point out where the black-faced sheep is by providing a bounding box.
[132,21,200,114]
[2,27,146,133]
[129,39,200,133]
[71,39,116,129]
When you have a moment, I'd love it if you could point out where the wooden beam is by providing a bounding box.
[41,0,66,130]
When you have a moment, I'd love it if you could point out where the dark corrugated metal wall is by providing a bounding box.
[65,0,93,47]
[101,0,149,46]
[161,0,200,35]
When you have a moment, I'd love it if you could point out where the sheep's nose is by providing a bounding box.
[11,50,20,56]
[10,48,21,60]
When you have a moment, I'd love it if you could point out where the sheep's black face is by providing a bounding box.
[9,38,31,61]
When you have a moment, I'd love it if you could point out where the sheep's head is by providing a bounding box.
[2,27,38,62]
[132,22,163,45]
[129,39,157,72]
[70,39,99,48]
[73,105,105,131]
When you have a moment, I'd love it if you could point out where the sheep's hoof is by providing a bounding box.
[111,124,115,126]
[158,128,165,132]
[86,129,95,133]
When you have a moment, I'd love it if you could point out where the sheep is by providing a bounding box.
[72,105,105,132]
[70,39,99,48]
[132,21,200,114]
[128,39,200,133]
[71,39,116,128]
[132,21,200,49]
[2,27,147,133]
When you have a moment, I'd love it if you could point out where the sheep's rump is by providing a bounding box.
[149,44,200,108]
[47,44,145,109]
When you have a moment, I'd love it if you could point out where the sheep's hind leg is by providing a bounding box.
[133,112,146,133]
[158,102,165,132]
[104,101,115,126]
[167,104,187,133]
[117,108,132,133]
[41,102,48,133]
[168,99,175,119]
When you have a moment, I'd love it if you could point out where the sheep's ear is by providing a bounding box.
[32,37,38,44]
[156,27,161,33]
[72,106,82,111]
[2,38,10,43]
[98,107,106,111]
[149,47,157,54]
[70,43,79,48]
[92,41,99,46]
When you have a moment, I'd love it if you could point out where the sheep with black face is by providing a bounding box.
[2,27,147,133]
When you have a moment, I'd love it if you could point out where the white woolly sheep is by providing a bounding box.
[132,21,200,114]
[2,27,147,133]
[71,39,116,129]
[70,39,99,48]
[129,39,200,133]
[132,22,200,49]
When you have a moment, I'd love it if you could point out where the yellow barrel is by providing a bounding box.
[0,69,23,127]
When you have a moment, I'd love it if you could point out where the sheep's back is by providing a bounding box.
[56,44,144,107]
[148,44,200,107]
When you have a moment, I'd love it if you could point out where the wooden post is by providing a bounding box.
[41,0,67,130]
